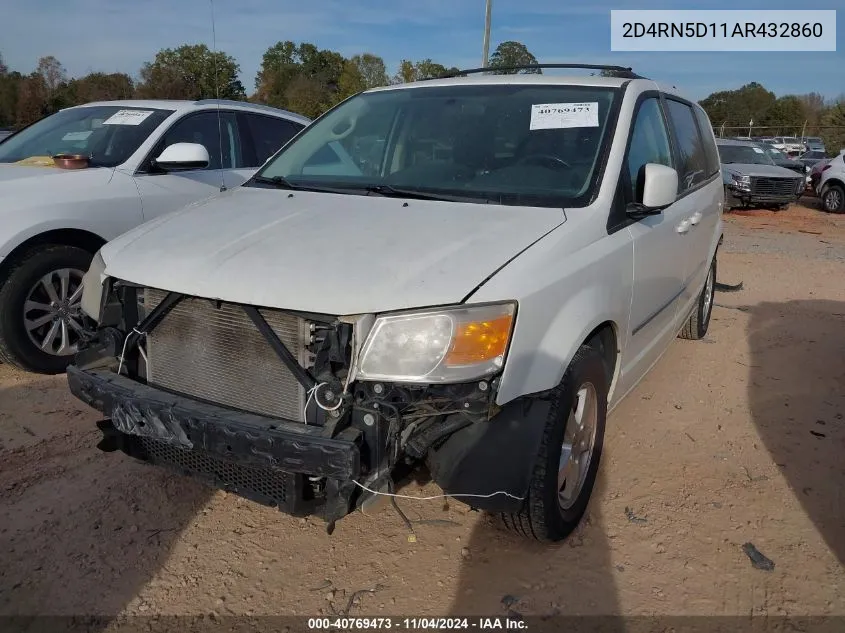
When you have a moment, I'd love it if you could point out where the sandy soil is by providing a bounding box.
[1,200,844,625]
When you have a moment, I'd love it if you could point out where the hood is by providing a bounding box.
[723,163,803,179]
[101,186,566,314]
[0,162,112,184]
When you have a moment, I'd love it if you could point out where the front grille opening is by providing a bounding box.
[751,177,798,196]
[139,437,291,507]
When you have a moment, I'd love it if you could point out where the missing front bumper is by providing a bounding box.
[67,366,361,519]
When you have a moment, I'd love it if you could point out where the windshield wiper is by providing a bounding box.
[251,175,301,189]
[249,175,356,195]
[364,184,493,203]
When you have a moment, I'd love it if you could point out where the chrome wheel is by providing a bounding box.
[824,188,843,212]
[558,382,599,510]
[23,268,87,356]
[702,264,715,322]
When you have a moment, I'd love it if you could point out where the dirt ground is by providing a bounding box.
[1,199,844,624]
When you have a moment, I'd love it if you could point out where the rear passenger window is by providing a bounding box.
[665,99,709,192]
[692,106,720,177]
[625,97,673,203]
[245,115,304,166]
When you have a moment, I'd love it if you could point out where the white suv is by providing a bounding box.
[69,67,723,543]
[0,99,309,373]
[817,152,845,213]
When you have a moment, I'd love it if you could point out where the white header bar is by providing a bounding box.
[610,10,836,52]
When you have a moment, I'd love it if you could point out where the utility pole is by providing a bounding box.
[482,0,493,68]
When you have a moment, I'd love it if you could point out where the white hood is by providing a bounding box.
[0,163,114,191]
[101,186,566,314]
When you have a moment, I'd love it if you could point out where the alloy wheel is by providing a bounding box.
[558,382,599,510]
[23,268,89,356]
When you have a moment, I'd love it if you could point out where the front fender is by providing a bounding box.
[469,214,634,406]
[0,170,141,259]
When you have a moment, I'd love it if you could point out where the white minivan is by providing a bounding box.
[69,66,723,543]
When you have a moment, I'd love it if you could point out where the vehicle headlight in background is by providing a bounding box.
[731,174,751,191]
[356,302,516,383]
[80,250,107,321]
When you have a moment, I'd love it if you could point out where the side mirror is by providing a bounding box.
[628,163,678,217]
[153,142,210,171]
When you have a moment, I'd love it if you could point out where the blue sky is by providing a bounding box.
[2,0,842,101]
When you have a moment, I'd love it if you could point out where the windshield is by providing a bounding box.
[251,84,621,207]
[0,106,173,167]
[762,145,787,159]
[718,144,775,165]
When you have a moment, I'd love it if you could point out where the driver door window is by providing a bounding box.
[624,97,673,203]
[152,111,242,171]
[134,111,244,222]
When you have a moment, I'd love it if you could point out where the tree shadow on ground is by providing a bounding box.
[0,378,213,631]
[745,300,845,565]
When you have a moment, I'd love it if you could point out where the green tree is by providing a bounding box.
[820,102,845,156]
[60,72,134,104]
[255,41,346,113]
[699,82,777,131]
[760,95,805,133]
[135,44,245,100]
[0,53,22,127]
[337,53,389,99]
[15,73,49,127]
[799,92,827,130]
[391,59,453,84]
[488,41,541,74]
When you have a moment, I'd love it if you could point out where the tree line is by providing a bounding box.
[701,82,845,154]
[0,40,539,127]
[1,44,843,153]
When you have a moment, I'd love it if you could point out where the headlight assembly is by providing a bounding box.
[80,250,107,321]
[355,302,516,383]
[731,174,751,190]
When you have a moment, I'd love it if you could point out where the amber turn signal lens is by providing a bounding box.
[444,314,513,367]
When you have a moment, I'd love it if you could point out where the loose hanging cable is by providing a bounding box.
[117,327,147,375]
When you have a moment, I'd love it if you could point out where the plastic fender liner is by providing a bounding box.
[427,395,551,513]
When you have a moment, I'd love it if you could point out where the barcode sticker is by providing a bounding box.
[103,109,153,126]
[530,102,599,130]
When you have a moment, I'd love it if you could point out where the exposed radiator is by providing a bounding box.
[143,288,310,421]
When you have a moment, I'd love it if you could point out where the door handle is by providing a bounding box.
[689,211,702,226]
[676,219,691,234]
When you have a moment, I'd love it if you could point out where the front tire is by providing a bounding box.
[501,344,608,543]
[0,245,95,374]
[821,183,845,214]
[679,255,716,341]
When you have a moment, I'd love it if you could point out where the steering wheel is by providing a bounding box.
[517,154,571,170]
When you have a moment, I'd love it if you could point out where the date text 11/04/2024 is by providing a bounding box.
[621,22,824,38]
[307,617,527,630]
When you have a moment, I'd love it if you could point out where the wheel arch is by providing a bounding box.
[583,321,620,403]
[821,177,845,192]
[0,228,106,284]
[496,291,626,408]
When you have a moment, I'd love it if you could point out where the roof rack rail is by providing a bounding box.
[438,63,646,80]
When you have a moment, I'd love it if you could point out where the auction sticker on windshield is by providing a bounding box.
[102,109,153,126]
[753,147,764,153]
[530,102,598,130]
[62,131,93,141]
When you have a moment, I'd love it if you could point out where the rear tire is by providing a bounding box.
[821,183,845,214]
[0,245,95,374]
[679,255,716,341]
[501,344,608,543]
